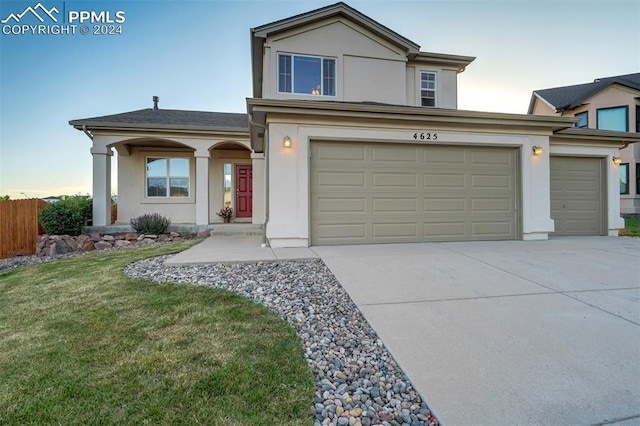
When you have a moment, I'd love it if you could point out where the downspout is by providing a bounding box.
[248,113,269,247]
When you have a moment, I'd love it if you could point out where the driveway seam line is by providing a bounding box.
[431,247,640,327]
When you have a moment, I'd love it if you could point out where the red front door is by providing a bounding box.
[235,164,252,218]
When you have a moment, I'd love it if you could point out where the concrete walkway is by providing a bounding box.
[168,235,640,425]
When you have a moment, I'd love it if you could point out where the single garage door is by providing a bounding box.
[310,142,518,245]
[550,156,604,236]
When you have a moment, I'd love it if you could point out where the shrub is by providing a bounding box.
[130,213,170,234]
[39,196,92,236]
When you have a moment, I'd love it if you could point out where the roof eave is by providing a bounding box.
[553,128,640,147]
[69,120,249,136]
[409,51,476,72]
[246,98,578,132]
[251,2,420,54]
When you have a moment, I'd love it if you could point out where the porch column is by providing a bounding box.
[91,145,113,227]
[195,150,210,229]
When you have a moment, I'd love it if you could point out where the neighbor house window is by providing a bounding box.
[146,157,189,197]
[420,72,437,107]
[636,105,639,132]
[575,111,588,128]
[636,164,640,194]
[620,163,629,194]
[597,106,628,131]
[278,54,336,96]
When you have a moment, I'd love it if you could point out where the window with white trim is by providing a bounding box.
[420,71,437,107]
[146,157,190,197]
[278,54,336,96]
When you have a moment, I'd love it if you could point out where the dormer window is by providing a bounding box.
[420,71,437,107]
[278,54,336,96]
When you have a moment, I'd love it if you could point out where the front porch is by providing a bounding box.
[69,107,264,231]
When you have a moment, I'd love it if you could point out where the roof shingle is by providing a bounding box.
[70,109,248,129]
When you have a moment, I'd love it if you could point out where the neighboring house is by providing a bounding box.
[528,73,640,215]
[70,2,638,247]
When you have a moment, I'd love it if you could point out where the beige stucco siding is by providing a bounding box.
[262,18,407,103]
[343,55,405,104]
[117,147,197,224]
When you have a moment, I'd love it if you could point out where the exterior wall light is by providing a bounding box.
[532,146,543,155]
[283,136,292,148]
[612,156,622,165]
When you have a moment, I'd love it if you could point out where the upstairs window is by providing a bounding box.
[278,54,336,96]
[146,157,190,197]
[420,72,437,107]
[597,106,628,131]
[575,111,588,128]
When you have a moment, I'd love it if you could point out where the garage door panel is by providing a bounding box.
[316,171,366,188]
[372,223,418,238]
[314,144,365,161]
[471,174,512,189]
[423,173,465,188]
[424,222,466,238]
[423,148,465,164]
[316,223,366,239]
[373,172,417,187]
[311,142,518,245]
[550,157,603,236]
[471,198,511,212]
[471,150,513,166]
[424,198,466,212]
[372,146,417,162]
[372,198,417,212]
[315,197,366,213]
[471,221,513,236]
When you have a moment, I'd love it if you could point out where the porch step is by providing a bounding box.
[207,223,265,237]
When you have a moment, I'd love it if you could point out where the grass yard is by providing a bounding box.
[0,243,314,425]
[622,216,640,237]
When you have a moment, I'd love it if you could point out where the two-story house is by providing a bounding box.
[70,2,637,247]
[528,73,640,215]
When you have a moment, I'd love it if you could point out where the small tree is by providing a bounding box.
[0,195,10,202]
[39,195,92,235]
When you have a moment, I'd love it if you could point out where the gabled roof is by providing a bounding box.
[250,2,422,98]
[70,109,248,132]
[528,73,640,114]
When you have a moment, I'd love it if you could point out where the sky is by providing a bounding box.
[0,0,638,199]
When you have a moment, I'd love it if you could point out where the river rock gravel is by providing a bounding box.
[125,256,438,426]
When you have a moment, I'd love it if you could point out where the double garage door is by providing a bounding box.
[310,142,519,245]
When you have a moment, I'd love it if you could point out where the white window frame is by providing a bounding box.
[145,156,191,198]
[419,71,437,107]
[277,53,336,97]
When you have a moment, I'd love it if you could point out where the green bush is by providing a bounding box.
[39,196,92,235]
[130,213,170,234]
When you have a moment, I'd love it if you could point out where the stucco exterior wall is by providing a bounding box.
[262,18,407,103]
[265,119,557,247]
[117,147,197,224]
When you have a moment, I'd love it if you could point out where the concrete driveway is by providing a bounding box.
[313,237,640,426]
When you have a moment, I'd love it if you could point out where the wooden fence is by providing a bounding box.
[0,199,47,259]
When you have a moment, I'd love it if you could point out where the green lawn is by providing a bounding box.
[623,216,640,237]
[0,243,314,425]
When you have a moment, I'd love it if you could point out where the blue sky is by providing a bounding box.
[1,0,638,199]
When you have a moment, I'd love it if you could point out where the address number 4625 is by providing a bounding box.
[413,132,438,141]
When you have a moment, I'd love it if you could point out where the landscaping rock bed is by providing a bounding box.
[35,232,199,257]
[126,256,439,426]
